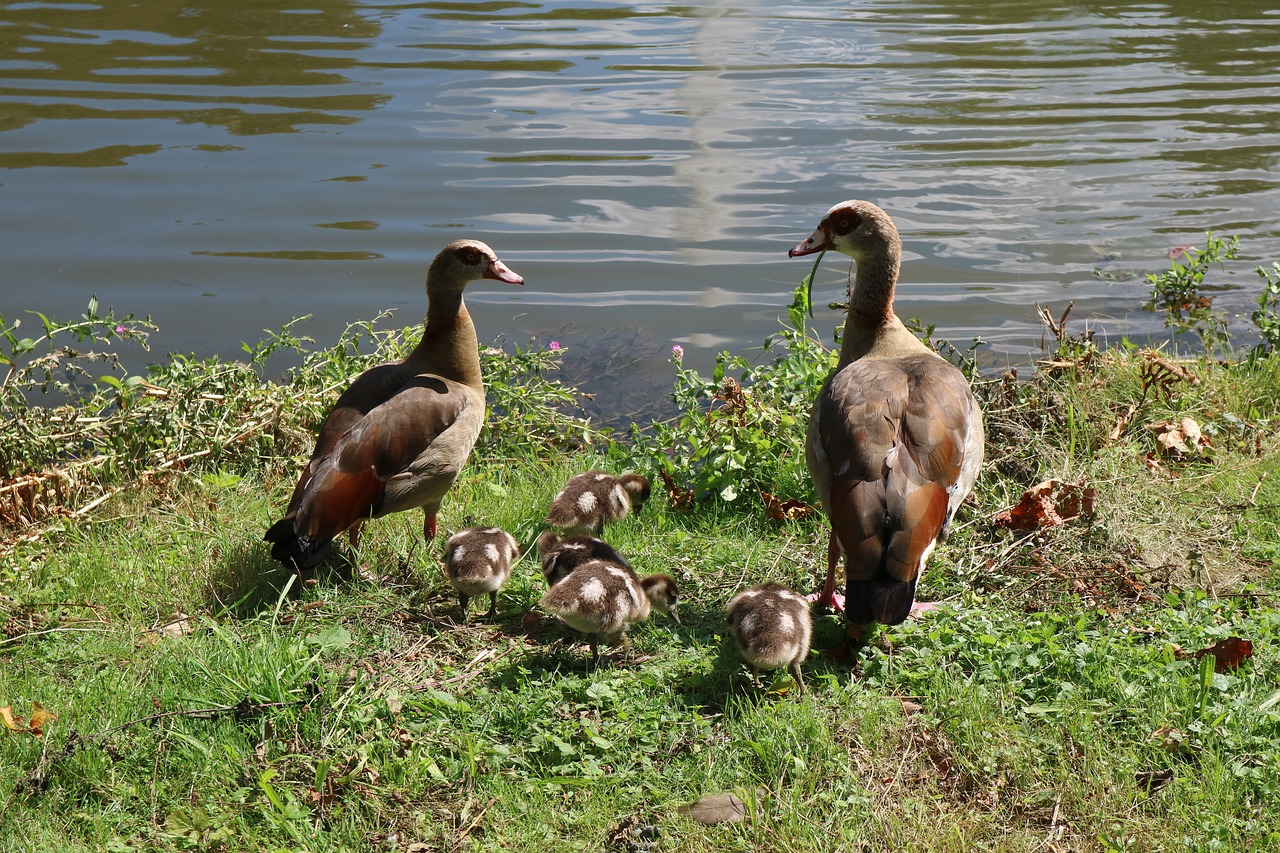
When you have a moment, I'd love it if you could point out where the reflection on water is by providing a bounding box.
[3,0,1280,422]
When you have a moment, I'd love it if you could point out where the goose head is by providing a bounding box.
[787,200,899,262]
[430,239,525,291]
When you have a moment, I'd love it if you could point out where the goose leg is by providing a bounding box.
[423,511,438,543]
[808,531,846,613]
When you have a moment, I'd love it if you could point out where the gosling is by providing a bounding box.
[545,470,650,535]
[535,530,633,587]
[539,560,679,664]
[726,582,812,693]
[441,526,521,620]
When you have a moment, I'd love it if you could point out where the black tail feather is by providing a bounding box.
[846,576,918,627]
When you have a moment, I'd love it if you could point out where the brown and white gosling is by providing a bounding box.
[726,582,813,693]
[545,470,651,535]
[442,526,521,620]
[539,560,679,664]
[535,530,633,587]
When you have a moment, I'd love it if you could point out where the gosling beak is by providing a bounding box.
[669,607,682,626]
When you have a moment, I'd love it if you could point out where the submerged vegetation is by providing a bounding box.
[2,238,1280,851]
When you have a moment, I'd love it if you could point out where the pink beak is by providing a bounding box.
[485,258,524,285]
[788,226,827,258]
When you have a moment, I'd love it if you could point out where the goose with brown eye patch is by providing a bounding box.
[789,200,984,658]
[265,239,524,571]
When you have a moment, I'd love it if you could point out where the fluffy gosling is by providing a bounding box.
[535,530,633,587]
[539,560,679,664]
[442,526,521,620]
[726,582,812,693]
[545,470,650,535]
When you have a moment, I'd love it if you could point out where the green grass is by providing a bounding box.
[3,309,1280,851]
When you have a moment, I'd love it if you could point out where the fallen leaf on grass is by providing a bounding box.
[760,490,818,522]
[1,701,55,737]
[658,469,694,510]
[1148,726,1185,751]
[1136,768,1175,792]
[1147,417,1211,458]
[1182,637,1254,672]
[993,479,1097,530]
[679,792,748,825]
[1108,404,1137,442]
[152,612,194,639]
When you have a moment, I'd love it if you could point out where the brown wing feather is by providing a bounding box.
[274,375,473,565]
[813,354,975,625]
[285,361,416,511]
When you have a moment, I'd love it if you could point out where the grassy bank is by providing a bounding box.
[2,278,1280,851]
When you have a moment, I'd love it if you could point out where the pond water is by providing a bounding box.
[4,0,1280,422]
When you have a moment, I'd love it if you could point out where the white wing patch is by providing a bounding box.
[579,577,606,604]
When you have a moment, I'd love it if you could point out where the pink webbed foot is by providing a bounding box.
[804,590,846,612]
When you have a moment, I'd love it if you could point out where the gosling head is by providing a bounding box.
[618,473,652,514]
[640,573,680,625]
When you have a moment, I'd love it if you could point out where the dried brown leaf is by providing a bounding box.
[1,701,54,737]
[1108,404,1136,442]
[1147,417,1211,458]
[658,468,694,510]
[993,479,1097,530]
[1191,637,1253,672]
[760,490,818,522]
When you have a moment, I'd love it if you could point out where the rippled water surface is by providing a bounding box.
[4,0,1280,417]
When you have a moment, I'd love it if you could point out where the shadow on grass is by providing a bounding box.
[204,539,358,619]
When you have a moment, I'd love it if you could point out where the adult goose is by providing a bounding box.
[789,200,983,648]
[265,239,523,570]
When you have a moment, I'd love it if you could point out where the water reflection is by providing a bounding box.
[0,0,387,145]
[2,0,1279,424]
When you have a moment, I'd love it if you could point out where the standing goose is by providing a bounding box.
[265,239,523,570]
[789,200,983,649]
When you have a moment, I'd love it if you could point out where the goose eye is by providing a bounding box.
[460,247,481,264]
[832,213,861,235]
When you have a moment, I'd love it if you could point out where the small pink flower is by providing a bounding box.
[671,344,684,359]
[548,341,561,351]
[115,324,127,335]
